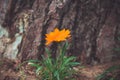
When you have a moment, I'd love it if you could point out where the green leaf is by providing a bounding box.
[109,78,115,80]
[61,41,69,55]
[96,65,120,80]
[68,62,80,66]
[28,59,40,63]
[36,66,43,74]
[45,48,51,55]
[54,70,60,80]
[28,62,40,68]
[118,37,120,41]
[63,56,76,65]
[114,48,120,51]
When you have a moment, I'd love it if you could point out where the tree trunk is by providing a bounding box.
[0,0,120,65]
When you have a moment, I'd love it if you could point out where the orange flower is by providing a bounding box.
[45,28,71,45]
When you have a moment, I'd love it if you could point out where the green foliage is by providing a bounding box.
[118,37,120,41]
[113,48,120,51]
[114,37,120,51]
[28,41,80,80]
[0,61,3,66]
[96,65,120,80]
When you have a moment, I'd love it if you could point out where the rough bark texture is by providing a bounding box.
[0,0,120,65]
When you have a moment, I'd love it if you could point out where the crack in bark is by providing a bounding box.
[37,0,53,60]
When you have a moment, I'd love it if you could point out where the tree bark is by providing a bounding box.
[0,0,120,65]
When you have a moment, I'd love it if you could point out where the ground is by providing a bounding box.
[0,59,120,80]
